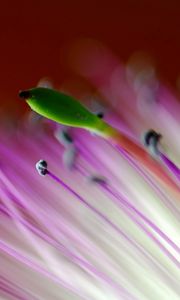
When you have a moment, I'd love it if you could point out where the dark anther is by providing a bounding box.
[19,90,31,100]
[36,160,48,176]
[88,175,107,185]
[143,129,162,155]
[54,128,73,147]
[62,130,73,144]
[96,112,104,119]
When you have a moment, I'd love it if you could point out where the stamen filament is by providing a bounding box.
[160,153,180,181]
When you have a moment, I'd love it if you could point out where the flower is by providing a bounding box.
[0,56,180,299]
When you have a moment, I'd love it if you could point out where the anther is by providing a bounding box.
[143,129,162,155]
[87,175,107,185]
[96,112,104,119]
[36,160,48,176]
[54,128,73,147]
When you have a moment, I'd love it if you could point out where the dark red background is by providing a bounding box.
[1,0,180,115]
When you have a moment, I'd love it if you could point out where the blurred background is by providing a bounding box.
[1,0,180,118]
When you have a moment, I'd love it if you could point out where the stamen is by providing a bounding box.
[143,129,180,182]
[54,127,77,169]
